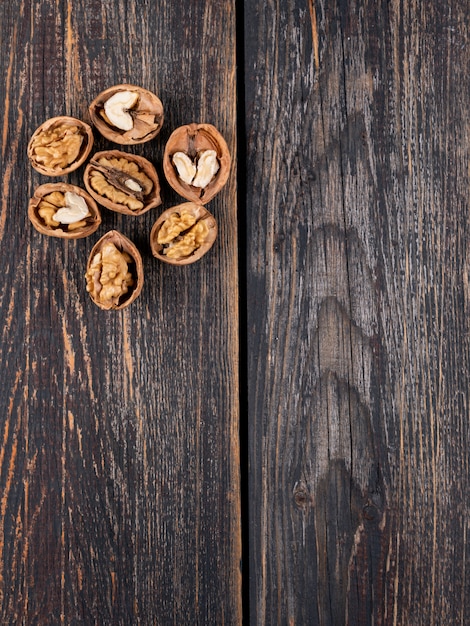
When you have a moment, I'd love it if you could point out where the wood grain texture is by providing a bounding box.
[245,0,469,624]
[0,1,240,624]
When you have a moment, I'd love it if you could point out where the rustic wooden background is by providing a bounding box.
[245,0,470,624]
[1,0,469,624]
[0,1,240,624]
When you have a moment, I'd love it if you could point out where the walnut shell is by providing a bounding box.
[27,116,94,176]
[163,123,231,204]
[150,202,217,266]
[85,231,144,310]
[83,150,162,216]
[28,183,101,239]
[89,84,164,145]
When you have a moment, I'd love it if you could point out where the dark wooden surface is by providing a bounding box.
[245,0,470,624]
[1,0,469,624]
[0,1,240,624]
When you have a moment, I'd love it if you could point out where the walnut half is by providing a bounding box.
[89,84,164,145]
[163,123,231,204]
[85,231,143,310]
[150,202,217,265]
[27,116,94,176]
[84,150,161,216]
[28,183,101,239]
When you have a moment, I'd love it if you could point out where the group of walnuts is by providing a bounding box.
[27,84,231,310]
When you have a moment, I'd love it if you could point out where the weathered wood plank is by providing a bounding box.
[0,1,240,623]
[245,0,469,623]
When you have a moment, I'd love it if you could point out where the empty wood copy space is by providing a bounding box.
[0,1,468,624]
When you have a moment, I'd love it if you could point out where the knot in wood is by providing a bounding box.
[293,482,311,510]
[362,502,380,522]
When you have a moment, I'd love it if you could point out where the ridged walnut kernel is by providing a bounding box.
[150,202,217,265]
[89,84,164,145]
[84,150,162,216]
[28,183,101,239]
[27,116,94,176]
[85,231,143,310]
[163,123,231,204]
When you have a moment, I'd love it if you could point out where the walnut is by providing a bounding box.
[157,210,197,244]
[85,231,143,310]
[89,84,164,145]
[172,150,220,188]
[163,123,231,204]
[150,202,217,265]
[28,183,101,239]
[103,91,139,131]
[27,116,94,176]
[84,150,161,216]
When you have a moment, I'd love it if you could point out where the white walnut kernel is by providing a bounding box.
[125,179,143,192]
[28,183,101,239]
[89,84,164,145]
[163,123,230,204]
[192,150,220,188]
[172,149,220,188]
[172,152,197,185]
[52,192,90,225]
[103,90,139,131]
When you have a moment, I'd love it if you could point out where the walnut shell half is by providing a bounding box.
[163,123,231,204]
[28,183,101,239]
[27,116,94,176]
[150,202,217,265]
[85,231,143,310]
[89,84,164,145]
[84,150,162,216]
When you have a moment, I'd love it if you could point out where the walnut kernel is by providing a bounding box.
[172,150,220,188]
[103,90,139,131]
[150,202,217,265]
[85,231,143,310]
[89,84,164,144]
[163,123,231,204]
[27,116,93,176]
[28,183,101,239]
[84,150,161,216]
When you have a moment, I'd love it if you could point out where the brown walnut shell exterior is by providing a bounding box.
[83,150,162,216]
[28,183,101,239]
[163,123,231,204]
[150,202,217,266]
[27,116,94,176]
[85,231,144,310]
[89,84,164,145]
